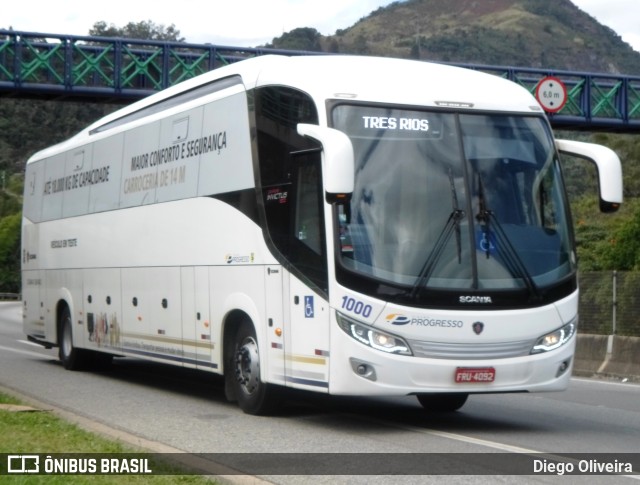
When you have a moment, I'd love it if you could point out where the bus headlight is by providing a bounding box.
[336,312,412,356]
[530,321,576,354]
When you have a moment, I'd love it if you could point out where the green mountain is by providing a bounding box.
[268,0,640,276]
[271,0,640,74]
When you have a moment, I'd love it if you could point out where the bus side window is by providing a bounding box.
[295,153,322,255]
[255,86,327,293]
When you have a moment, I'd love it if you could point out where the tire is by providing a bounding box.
[417,393,468,412]
[58,306,88,370]
[232,320,279,415]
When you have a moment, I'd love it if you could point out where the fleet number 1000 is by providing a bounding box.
[341,296,372,318]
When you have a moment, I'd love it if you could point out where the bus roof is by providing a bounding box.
[27,55,544,163]
[252,55,542,115]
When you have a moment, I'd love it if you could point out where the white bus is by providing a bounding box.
[22,55,623,414]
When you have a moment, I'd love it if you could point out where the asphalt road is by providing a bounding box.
[1,301,638,484]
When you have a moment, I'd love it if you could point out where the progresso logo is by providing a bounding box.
[385,313,411,326]
[385,314,464,328]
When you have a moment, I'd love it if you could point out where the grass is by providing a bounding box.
[0,392,215,484]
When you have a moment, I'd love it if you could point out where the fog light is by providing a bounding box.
[350,358,377,381]
[556,358,571,377]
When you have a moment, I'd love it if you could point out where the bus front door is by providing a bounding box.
[284,273,330,392]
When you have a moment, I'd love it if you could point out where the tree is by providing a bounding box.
[0,212,21,293]
[268,28,323,52]
[601,209,640,270]
[0,99,114,174]
[89,20,184,42]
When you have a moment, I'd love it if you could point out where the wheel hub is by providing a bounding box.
[234,337,260,394]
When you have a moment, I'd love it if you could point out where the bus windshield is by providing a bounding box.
[331,105,575,300]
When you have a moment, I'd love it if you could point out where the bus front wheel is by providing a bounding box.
[232,320,279,415]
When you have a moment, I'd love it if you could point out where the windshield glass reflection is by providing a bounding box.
[332,105,575,293]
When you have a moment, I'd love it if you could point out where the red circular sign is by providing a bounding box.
[535,76,567,113]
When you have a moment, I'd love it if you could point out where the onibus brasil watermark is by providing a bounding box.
[5,454,152,475]
[2,452,638,476]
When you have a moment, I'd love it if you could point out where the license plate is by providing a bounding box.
[455,367,495,383]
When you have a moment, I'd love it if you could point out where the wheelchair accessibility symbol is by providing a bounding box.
[477,230,497,256]
[304,296,314,318]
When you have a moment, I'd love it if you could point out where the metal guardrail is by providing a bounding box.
[579,271,640,337]
[1,29,640,131]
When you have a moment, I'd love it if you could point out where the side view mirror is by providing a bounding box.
[556,139,623,213]
[297,123,355,203]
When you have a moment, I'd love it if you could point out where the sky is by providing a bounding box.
[2,0,639,52]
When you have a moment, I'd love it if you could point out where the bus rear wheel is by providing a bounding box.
[232,321,279,415]
[417,393,468,412]
[59,306,89,370]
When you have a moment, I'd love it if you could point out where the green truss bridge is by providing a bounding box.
[1,29,640,132]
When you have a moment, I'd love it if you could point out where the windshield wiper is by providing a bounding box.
[409,169,464,299]
[449,168,463,265]
[475,175,540,300]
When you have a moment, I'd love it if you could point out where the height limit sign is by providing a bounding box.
[535,76,567,113]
